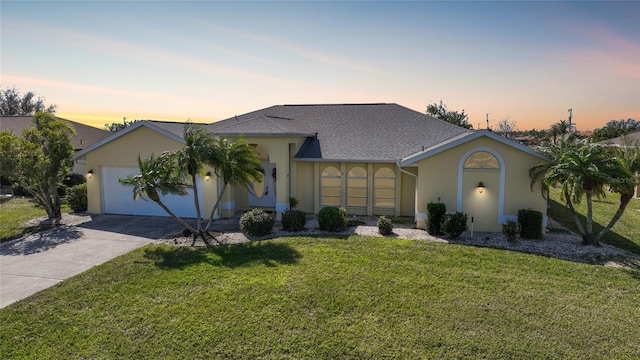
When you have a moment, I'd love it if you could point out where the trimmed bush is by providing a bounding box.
[239,208,274,236]
[377,216,393,235]
[442,212,468,239]
[502,220,520,243]
[518,209,543,239]
[63,173,86,188]
[282,210,306,232]
[67,183,88,213]
[427,202,446,235]
[317,206,348,232]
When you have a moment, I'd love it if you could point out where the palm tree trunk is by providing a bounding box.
[595,192,633,242]
[154,199,196,234]
[191,173,202,232]
[204,181,228,231]
[564,189,587,236]
[582,192,599,246]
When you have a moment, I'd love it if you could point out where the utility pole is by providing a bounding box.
[567,108,572,127]
[486,113,490,130]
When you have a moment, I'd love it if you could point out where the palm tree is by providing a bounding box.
[204,137,263,231]
[175,124,215,238]
[549,120,572,144]
[119,153,197,237]
[530,137,633,245]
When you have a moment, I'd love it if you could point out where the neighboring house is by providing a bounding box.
[600,130,640,198]
[0,115,111,174]
[74,103,548,232]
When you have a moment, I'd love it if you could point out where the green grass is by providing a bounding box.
[548,187,640,254]
[0,197,70,242]
[2,237,639,359]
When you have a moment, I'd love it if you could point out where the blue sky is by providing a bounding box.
[2,1,638,131]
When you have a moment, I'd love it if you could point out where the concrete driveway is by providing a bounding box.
[0,214,184,308]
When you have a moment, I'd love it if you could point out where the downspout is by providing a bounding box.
[396,159,421,225]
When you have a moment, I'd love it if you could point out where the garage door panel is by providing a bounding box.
[102,167,203,218]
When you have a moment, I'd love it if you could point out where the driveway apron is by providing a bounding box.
[0,215,183,308]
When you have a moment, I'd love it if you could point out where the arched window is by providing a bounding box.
[464,151,500,169]
[347,167,367,207]
[321,166,341,206]
[374,167,396,208]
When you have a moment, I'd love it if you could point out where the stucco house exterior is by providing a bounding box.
[74,103,548,232]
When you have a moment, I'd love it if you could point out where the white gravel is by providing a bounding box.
[158,217,640,269]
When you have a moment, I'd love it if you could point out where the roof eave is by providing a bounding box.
[73,121,185,160]
[399,130,546,167]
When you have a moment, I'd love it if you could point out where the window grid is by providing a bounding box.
[374,167,396,208]
[321,166,341,206]
[347,167,367,207]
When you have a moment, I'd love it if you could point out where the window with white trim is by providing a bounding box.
[347,167,367,207]
[374,167,395,208]
[463,151,500,169]
[320,166,341,206]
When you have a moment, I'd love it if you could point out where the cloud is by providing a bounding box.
[214,26,386,76]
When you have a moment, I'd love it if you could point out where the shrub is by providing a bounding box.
[317,206,348,232]
[67,183,88,213]
[426,202,446,235]
[63,173,86,188]
[239,208,274,236]
[502,220,520,243]
[282,210,306,232]
[289,197,298,209]
[377,216,394,235]
[518,209,543,239]
[442,212,468,239]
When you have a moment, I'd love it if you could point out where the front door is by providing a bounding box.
[248,161,277,208]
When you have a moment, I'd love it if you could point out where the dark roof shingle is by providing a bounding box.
[0,116,110,150]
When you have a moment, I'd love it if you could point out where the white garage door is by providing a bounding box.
[102,167,204,218]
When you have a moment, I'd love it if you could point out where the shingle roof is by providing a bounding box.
[600,130,640,147]
[208,103,472,161]
[0,116,110,150]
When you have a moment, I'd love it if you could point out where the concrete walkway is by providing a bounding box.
[0,214,183,308]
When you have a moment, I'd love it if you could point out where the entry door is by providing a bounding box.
[248,162,276,208]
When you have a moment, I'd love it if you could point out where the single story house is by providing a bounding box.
[74,103,548,232]
[0,115,111,174]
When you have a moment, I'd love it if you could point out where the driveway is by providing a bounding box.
[0,214,184,308]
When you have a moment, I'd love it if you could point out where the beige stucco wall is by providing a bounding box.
[414,136,547,232]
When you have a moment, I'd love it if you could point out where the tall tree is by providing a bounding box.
[204,137,263,231]
[497,118,517,138]
[530,137,637,245]
[175,124,215,240]
[0,86,56,115]
[426,101,473,129]
[591,119,640,142]
[0,112,74,222]
[549,120,573,144]
[105,118,139,132]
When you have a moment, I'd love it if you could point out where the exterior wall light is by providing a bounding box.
[87,169,93,179]
[205,171,211,181]
[477,181,485,194]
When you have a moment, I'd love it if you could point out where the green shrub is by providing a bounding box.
[442,212,468,239]
[427,202,446,235]
[518,209,543,239]
[317,206,348,232]
[377,216,394,235]
[289,197,298,209]
[239,208,274,236]
[502,220,520,243]
[63,173,86,188]
[67,183,88,213]
[282,210,306,232]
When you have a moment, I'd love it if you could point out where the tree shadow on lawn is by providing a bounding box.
[0,226,83,255]
[549,199,640,255]
[144,242,302,270]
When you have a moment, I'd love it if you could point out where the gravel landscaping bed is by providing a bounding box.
[158,216,640,269]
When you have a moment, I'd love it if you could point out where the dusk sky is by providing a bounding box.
[2,1,639,131]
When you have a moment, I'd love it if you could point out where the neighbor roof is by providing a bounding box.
[0,116,110,151]
[600,130,640,147]
[209,103,472,161]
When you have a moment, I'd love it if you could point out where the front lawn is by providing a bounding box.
[548,187,640,254]
[2,237,638,358]
[0,197,70,242]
